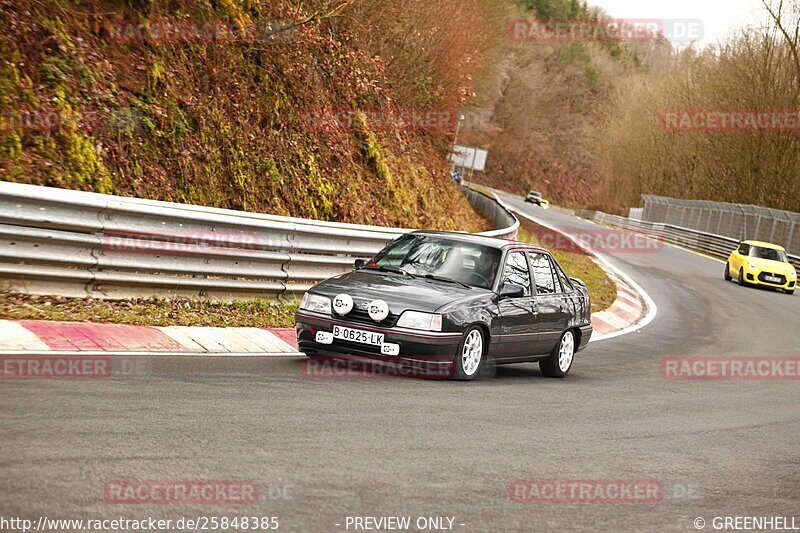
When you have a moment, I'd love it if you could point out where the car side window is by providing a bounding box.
[500,252,532,296]
[738,243,749,255]
[530,253,556,295]
[554,260,574,293]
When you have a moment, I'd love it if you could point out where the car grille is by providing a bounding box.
[337,308,399,328]
[758,272,786,285]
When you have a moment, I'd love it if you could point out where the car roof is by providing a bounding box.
[742,240,785,251]
[409,230,549,253]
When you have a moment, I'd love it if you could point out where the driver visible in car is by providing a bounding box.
[471,250,499,289]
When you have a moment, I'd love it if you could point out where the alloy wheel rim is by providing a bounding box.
[558,331,575,373]
[462,330,483,376]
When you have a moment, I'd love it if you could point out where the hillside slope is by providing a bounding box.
[0,1,489,231]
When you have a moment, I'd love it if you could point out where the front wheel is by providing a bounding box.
[738,268,747,287]
[787,289,795,295]
[724,263,732,281]
[453,327,485,381]
[540,330,575,378]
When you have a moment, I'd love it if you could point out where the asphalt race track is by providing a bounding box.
[2,196,799,532]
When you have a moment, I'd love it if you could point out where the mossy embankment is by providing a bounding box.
[0,1,489,231]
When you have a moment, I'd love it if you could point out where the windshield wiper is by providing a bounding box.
[424,274,472,289]
[363,265,415,277]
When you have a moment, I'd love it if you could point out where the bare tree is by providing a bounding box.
[762,0,800,91]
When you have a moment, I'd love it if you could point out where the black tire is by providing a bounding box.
[724,263,732,281]
[540,330,576,379]
[738,268,747,287]
[787,289,795,295]
[453,326,486,381]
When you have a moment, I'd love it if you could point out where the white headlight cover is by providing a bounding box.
[300,293,332,315]
[789,270,797,278]
[397,311,443,332]
[332,293,354,315]
[368,299,390,322]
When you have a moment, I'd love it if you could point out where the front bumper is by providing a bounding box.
[295,311,463,360]
[744,268,796,290]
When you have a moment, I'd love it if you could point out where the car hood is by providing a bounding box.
[309,270,487,314]
[748,257,795,273]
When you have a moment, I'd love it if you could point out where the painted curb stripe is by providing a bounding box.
[18,321,184,352]
[611,298,640,317]
[2,320,300,355]
[0,320,51,351]
[269,328,299,349]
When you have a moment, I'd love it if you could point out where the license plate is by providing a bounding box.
[333,325,385,346]
[765,276,781,283]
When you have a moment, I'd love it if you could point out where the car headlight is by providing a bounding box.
[300,293,332,315]
[789,270,797,279]
[396,311,443,332]
[748,262,759,270]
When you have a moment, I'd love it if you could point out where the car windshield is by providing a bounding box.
[529,191,541,197]
[749,246,788,262]
[366,235,502,289]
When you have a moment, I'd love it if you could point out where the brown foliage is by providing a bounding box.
[0,0,506,231]
[596,27,800,213]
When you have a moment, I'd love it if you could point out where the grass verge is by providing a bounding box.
[0,289,299,328]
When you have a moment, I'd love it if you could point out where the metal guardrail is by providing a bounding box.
[0,181,518,300]
[642,195,800,256]
[576,209,800,270]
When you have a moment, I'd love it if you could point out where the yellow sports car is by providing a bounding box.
[725,240,796,294]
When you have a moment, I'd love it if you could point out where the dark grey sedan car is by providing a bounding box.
[296,231,592,380]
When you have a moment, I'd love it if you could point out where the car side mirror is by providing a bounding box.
[354,259,367,269]
[499,283,525,299]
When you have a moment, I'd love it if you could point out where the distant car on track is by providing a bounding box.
[725,240,796,294]
[524,190,550,208]
[295,231,593,380]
